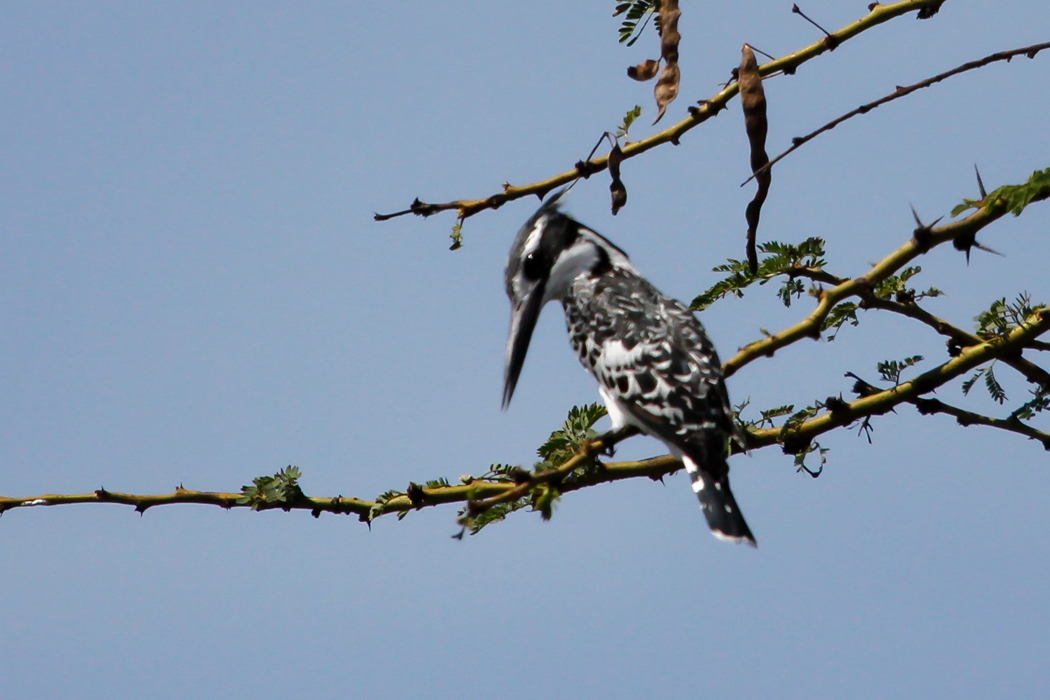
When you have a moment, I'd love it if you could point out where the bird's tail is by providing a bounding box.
[682,454,756,547]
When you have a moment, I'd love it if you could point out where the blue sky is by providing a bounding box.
[2,2,1049,698]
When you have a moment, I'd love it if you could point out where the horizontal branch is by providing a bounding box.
[7,306,1044,521]
[6,310,1045,522]
[0,428,685,523]
[374,0,943,223]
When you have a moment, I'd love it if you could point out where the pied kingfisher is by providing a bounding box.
[501,194,756,546]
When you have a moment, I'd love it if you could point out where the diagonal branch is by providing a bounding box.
[861,296,1050,387]
[746,306,1050,452]
[722,183,1050,378]
[743,40,1050,186]
[374,0,946,223]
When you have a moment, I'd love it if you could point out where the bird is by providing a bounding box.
[501,193,756,546]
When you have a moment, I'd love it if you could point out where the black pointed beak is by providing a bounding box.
[502,282,546,409]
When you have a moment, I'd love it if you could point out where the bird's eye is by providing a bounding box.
[522,252,544,281]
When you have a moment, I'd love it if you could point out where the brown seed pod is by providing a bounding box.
[609,144,627,215]
[740,44,770,274]
[628,58,660,81]
[652,0,681,123]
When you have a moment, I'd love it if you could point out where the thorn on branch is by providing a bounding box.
[845,372,880,398]
[952,232,1002,263]
[917,1,946,20]
[909,205,940,253]
[975,164,988,199]
[688,99,726,119]
[791,4,839,50]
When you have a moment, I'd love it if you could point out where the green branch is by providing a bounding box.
[722,176,1050,377]
[861,296,1050,387]
[5,309,1045,524]
[745,307,1050,453]
[7,166,1050,530]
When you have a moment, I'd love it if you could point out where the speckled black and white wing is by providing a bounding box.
[564,267,755,545]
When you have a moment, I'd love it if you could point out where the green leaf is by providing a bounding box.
[875,266,922,298]
[691,237,827,310]
[952,167,1050,218]
[616,105,643,140]
[748,404,795,429]
[538,403,608,467]
[822,301,860,341]
[1011,384,1050,421]
[877,355,924,385]
[617,0,657,44]
[459,497,531,535]
[782,399,826,432]
[237,465,305,510]
[975,293,1038,339]
[961,368,985,397]
[449,219,464,251]
[984,365,1007,404]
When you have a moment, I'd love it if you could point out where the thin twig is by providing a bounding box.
[861,296,1050,387]
[743,41,1050,186]
[913,397,1050,450]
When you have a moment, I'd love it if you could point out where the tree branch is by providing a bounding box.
[912,397,1050,450]
[861,296,1050,387]
[743,40,1050,186]
[744,306,1050,453]
[722,183,1050,378]
[6,310,1045,523]
[374,0,947,224]
[7,166,1049,528]
[6,303,1044,522]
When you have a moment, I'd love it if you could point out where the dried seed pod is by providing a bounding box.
[628,58,660,81]
[609,144,627,215]
[653,62,681,124]
[652,0,681,123]
[740,44,770,274]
